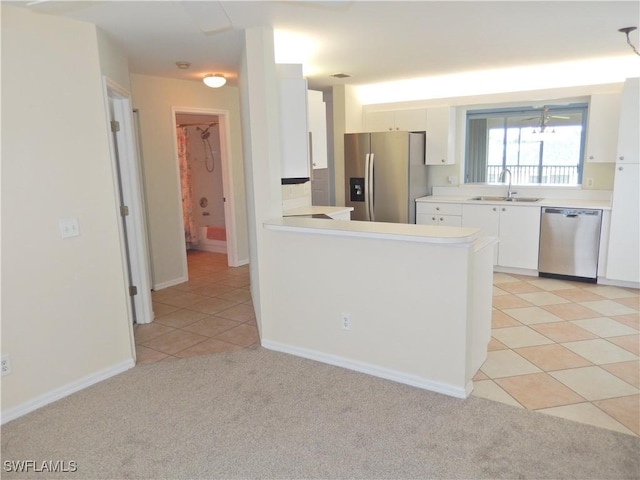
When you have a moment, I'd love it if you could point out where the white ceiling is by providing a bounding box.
[18,1,640,91]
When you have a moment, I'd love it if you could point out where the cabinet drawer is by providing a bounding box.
[416,213,461,226]
[416,202,462,216]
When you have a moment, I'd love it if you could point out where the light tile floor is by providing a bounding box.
[473,272,639,437]
[134,251,259,364]
[137,253,639,437]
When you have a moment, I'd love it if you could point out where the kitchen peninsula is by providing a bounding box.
[260,217,496,398]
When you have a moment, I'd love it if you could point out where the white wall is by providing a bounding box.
[1,5,134,416]
[130,75,249,286]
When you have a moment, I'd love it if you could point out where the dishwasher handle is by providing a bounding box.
[543,207,601,217]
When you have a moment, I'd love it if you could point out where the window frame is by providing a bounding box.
[464,103,588,186]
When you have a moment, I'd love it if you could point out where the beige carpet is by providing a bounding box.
[1,348,638,479]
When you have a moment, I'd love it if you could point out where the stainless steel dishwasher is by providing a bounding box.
[538,207,603,282]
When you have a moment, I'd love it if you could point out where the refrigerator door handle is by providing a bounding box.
[364,154,371,221]
[369,153,375,221]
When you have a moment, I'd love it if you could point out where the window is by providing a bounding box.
[464,103,588,186]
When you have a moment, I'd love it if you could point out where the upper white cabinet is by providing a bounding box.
[425,106,456,165]
[277,64,310,181]
[585,92,622,163]
[364,108,427,132]
[307,90,328,170]
[462,204,541,270]
[615,77,639,164]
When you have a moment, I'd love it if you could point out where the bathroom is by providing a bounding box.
[175,113,227,254]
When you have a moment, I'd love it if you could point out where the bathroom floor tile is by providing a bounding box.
[491,326,554,348]
[501,306,564,325]
[550,366,639,401]
[135,345,169,365]
[513,344,593,371]
[151,302,182,317]
[495,373,585,410]
[187,297,238,315]
[216,303,257,323]
[182,316,241,337]
[562,339,638,365]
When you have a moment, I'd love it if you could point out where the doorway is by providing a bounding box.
[175,112,228,262]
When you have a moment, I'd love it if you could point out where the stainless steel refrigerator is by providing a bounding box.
[344,131,427,223]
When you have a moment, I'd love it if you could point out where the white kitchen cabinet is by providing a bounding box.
[364,108,427,132]
[416,202,462,226]
[615,77,639,164]
[307,90,328,170]
[606,163,639,283]
[585,92,621,163]
[277,64,310,181]
[462,204,541,270]
[425,106,456,165]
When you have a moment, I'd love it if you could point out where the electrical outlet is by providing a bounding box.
[1,355,11,376]
[586,178,594,188]
[341,313,351,331]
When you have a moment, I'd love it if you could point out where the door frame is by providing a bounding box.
[103,77,154,331]
[171,107,240,271]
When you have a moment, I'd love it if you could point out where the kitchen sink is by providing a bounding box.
[469,196,509,201]
[469,196,542,202]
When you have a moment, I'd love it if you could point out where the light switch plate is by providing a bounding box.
[59,218,80,239]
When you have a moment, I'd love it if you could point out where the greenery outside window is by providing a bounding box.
[465,103,588,186]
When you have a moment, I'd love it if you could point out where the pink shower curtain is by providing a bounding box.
[177,127,198,245]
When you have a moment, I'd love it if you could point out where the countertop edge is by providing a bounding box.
[416,195,612,210]
[264,217,481,245]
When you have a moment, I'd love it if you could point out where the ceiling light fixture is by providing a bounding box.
[619,27,640,56]
[203,74,226,88]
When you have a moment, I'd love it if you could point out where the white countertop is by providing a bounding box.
[265,217,481,244]
[416,195,612,210]
[283,205,354,216]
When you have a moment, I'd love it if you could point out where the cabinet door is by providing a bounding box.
[394,109,427,132]
[498,206,541,270]
[616,77,639,164]
[416,213,438,225]
[425,106,456,165]
[308,90,328,169]
[607,163,640,282]
[277,64,310,180]
[585,93,621,163]
[462,204,500,264]
[365,111,395,132]
[438,215,462,227]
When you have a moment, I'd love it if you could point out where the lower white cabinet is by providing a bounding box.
[416,202,462,226]
[462,204,541,270]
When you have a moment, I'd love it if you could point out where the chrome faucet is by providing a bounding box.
[499,168,516,199]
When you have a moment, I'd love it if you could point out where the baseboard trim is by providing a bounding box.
[153,275,188,291]
[597,277,640,289]
[1,359,135,425]
[261,340,467,399]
